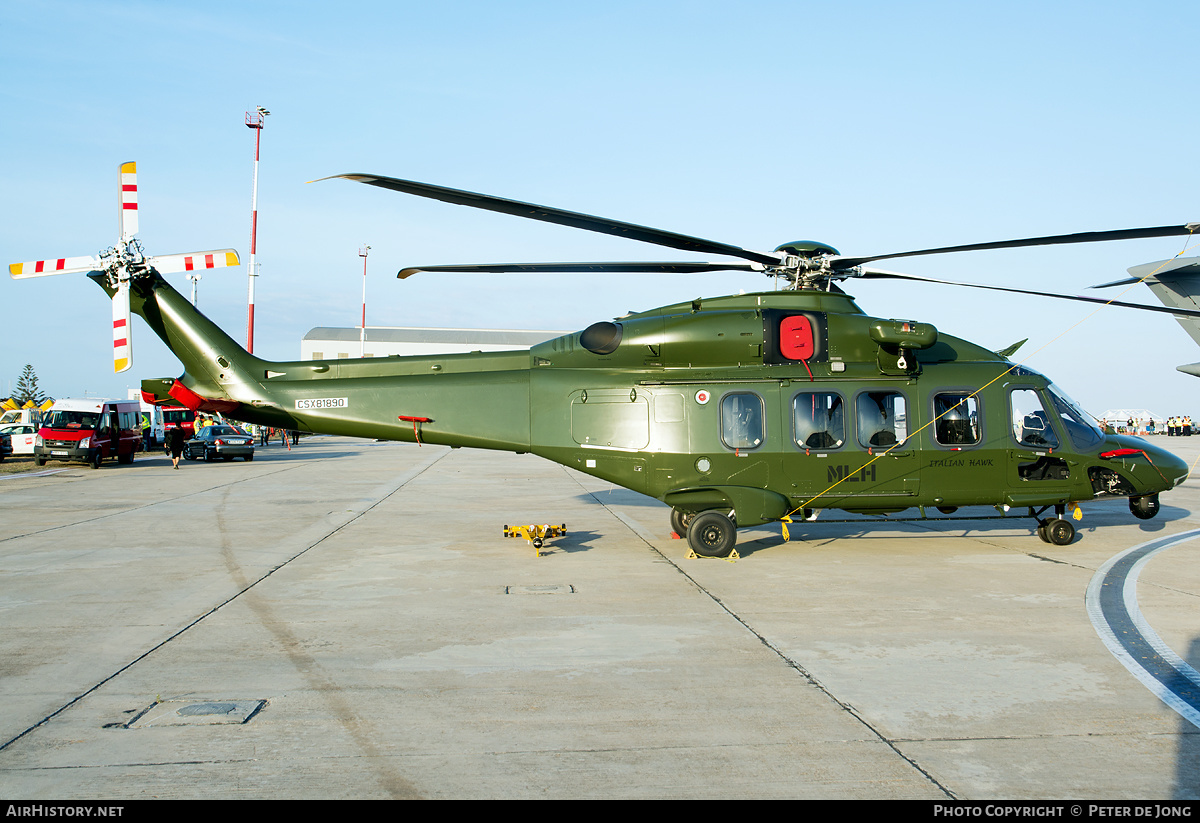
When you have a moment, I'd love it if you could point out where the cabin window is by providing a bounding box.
[793,392,844,449]
[856,391,908,448]
[1010,388,1060,449]
[720,392,765,451]
[933,393,980,446]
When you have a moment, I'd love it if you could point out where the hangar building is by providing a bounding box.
[301,326,567,360]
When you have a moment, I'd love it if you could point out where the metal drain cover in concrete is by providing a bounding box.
[127,699,267,728]
[505,584,575,595]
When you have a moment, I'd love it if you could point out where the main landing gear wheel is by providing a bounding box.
[686,511,736,558]
[1037,518,1075,546]
[670,509,694,537]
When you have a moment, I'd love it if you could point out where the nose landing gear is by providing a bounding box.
[1129,494,1161,521]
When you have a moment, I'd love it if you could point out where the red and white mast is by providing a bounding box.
[245,106,269,353]
[359,244,370,357]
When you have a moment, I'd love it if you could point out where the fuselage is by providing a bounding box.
[118,271,1189,528]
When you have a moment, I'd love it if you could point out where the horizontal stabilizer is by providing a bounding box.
[140,378,178,405]
[1107,256,1200,350]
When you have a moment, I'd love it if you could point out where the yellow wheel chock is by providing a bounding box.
[503,524,568,556]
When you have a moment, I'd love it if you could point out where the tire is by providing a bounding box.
[687,511,737,558]
[1129,494,1160,520]
[1046,518,1075,546]
[35,455,46,467]
[670,509,693,537]
[90,451,102,470]
[204,449,214,462]
[1036,520,1051,543]
[244,454,254,461]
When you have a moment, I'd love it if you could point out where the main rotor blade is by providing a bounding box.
[396,261,765,279]
[834,223,1200,270]
[320,174,784,267]
[857,268,1200,319]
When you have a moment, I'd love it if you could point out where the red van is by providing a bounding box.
[35,398,144,469]
[160,405,197,444]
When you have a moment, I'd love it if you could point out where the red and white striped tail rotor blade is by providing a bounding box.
[112,280,132,373]
[9,256,101,279]
[118,161,138,241]
[147,249,241,274]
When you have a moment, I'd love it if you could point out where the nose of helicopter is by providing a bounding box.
[1151,442,1191,490]
[1110,436,1191,491]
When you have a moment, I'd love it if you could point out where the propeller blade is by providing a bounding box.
[395,261,765,279]
[857,268,1200,319]
[147,249,240,274]
[119,161,138,242]
[112,280,132,373]
[319,174,784,267]
[834,223,1200,270]
[9,256,101,279]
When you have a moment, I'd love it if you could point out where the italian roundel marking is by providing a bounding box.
[695,389,711,405]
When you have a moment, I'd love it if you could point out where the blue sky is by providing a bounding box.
[3,0,1199,416]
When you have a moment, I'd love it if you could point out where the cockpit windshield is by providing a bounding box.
[1045,383,1104,450]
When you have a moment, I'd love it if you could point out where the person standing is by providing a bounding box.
[167,426,186,470]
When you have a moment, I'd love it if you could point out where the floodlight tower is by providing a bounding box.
[359,245,370,357]
[245,105,270,353]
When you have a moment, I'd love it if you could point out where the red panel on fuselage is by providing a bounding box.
[780,316,814,360]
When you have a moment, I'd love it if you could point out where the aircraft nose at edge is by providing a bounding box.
[1147,441,1190,489]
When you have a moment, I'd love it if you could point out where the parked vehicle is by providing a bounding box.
[0,431,10,462]
[0,423,38,455]
[35,398,143,469]
[159,405,196,451]
[184,424,255,462]
[0,408,44,428]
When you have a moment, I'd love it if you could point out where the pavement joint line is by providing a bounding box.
[0,447,451,755]
[568,467,957,800]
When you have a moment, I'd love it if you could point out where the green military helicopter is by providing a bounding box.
[10,164,1196,557]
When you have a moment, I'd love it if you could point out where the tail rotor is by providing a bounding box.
[8,162,240,373]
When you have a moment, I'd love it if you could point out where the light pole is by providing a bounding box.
[245,105,270,353]
[359,245,370,357]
